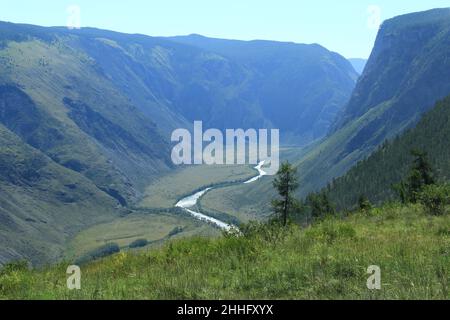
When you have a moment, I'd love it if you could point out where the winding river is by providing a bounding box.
[175,161,266,231]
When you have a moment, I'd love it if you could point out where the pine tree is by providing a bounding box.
[407,150,436,202]
[306,192,336,219]
[307,193,322,219]
[392,181,409,204]
[393,150,436,203]
[321,192,335,216]
[358,195,372,211]
[272,162,299,226]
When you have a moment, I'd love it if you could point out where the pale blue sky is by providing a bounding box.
[0,0,448,58]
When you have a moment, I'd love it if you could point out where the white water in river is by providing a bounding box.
[175,161,267,231]
[244,160,267,184]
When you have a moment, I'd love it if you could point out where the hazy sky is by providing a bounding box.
[0,0,448,58]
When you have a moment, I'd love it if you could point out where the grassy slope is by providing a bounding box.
[0,38,172,197]
[0,124,119,266]
[1,203,448,300]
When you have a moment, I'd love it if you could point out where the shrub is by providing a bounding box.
[168,226,184,237]
[306,192,336,220]
[129,239,149,249]
[75,243,120,265]
[419,184,450,216]
[240,219,294,245]
[0,260,30,296]
[0,260,29,275]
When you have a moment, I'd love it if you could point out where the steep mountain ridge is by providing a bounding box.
[334,8,450,131]
[0,123,119,266]
[170,35,358,143]
[0,32,174,201]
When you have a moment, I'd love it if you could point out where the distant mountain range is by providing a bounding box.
[169,35,358,143]
[0,22,357,265]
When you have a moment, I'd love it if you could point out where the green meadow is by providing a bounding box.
[65,212,220,260]
[1,203,448,300]
[139,164,255,209]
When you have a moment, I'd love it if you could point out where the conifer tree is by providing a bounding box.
[272,162,299,226]
[407,150,436,202]
[358,195,372,211]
